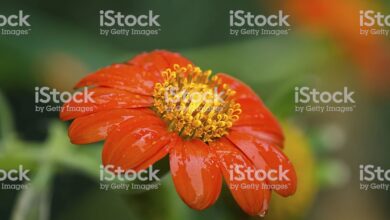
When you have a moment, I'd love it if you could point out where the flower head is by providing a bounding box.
[60,50,297,216]
[153,64,241,142]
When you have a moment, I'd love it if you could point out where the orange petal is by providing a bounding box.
[60,87,153,121]
[129,50,193,73]
[102,115,171,172]
[210,138,271,216]
[170,137,222,210]
[68,108,154,144]
[233,98,284,147]
[75,64,162,96]
[232,126,284,148]
[216,73,260,101]
[227,131,297,197]
[217,73,284,146]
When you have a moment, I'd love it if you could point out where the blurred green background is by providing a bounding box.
[1,0,390,219]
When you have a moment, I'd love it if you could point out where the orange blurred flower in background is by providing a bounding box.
[59,50,297,216]
[284,0,390,94]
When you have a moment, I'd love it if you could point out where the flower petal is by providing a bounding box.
[129,50,193,73]
[102,115,171,172]
[210,138,271,216]
[60,87,153,121]
[227,131,297,197]
[231,126,284,148]
[75,51,192,96]
[75,64,161,96]
[217,73,284,146]
[170,137,222,210]
[68,108,154,144]
[233,98,284,147]
[216,73,260,101]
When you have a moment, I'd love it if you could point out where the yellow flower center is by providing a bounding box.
[153,64,241,143]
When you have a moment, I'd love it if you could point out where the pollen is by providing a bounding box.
[153,64,241,143]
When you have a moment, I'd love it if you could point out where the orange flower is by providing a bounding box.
[59,50,297,216]
[283,0,390,93]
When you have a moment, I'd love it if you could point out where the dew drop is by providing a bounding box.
[258,210,267,218]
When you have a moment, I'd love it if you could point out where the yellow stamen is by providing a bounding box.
[153,64,241,142]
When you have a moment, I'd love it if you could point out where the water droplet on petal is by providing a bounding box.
[258,210,267,218]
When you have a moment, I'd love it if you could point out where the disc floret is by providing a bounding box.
[153,64,241,142]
